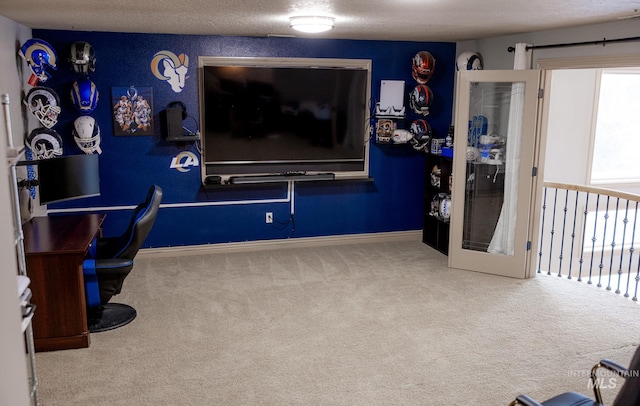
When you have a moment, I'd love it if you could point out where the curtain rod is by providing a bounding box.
[507,36,640,52]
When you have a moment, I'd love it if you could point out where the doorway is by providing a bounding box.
[529,53,640,278]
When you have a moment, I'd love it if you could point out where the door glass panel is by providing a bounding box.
[462,81,526,256]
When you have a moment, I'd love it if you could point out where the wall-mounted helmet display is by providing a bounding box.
[409,119,432,142]
[456,51,484,71]
[26,127,63,160]
[412,51,436,84]
[19,38,58,83]
[69,41,96,75]
[409,84,434,116]
[71,77,99,113]
[72,116,102,154]
[409,119,432,152]
[24,86,61,128]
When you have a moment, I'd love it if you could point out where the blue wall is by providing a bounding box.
[33,30,455,248]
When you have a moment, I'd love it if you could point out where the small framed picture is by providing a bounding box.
[111,86,154,136]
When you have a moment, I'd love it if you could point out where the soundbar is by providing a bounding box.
[228,173,335,184]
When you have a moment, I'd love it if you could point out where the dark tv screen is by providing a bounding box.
[201,59,370,176]
[38,154,100,205]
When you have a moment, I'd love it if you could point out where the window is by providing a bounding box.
[590,68,640,184]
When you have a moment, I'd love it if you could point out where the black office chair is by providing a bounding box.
[84,184,163,332]
[509,345,640,406]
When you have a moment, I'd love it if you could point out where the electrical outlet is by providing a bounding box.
[266,212,273,224]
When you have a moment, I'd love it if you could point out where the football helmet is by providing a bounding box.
[430,165,441,188]
[26,127,63,160]
[69,41,96,75]
[409,119,432,152]
[392,129,412,143]
[409,84,433,116]
[19,38,57,82]
[24,87,61,128]
[73,116,102,154]
[412,51,436,84]
[439,194,452,219]
[71,77,99,113]
[456,51,483,71]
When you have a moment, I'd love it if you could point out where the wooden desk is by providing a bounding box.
[22,214,105,352]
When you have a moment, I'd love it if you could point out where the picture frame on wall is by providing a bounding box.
[111,86,154,136]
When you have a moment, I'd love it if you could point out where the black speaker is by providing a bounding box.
[167,101,187,120]
[164,106,184,141]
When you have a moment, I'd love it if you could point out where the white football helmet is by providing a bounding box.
[73,116,102,154]
[456,51,483,71]
[24,86,61,128]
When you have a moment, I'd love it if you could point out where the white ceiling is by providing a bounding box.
[0,0,638,42]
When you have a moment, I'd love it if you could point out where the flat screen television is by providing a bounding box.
[199,57,371,181]
[37,154,100,205]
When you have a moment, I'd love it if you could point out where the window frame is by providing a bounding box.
[588,67,640,186]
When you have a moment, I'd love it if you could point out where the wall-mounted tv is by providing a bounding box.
[199,57,371,182]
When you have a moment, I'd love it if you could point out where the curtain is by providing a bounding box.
[487,43,532,255]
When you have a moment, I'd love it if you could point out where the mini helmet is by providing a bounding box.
[73,116,102,154]
[71,77,99,113]
[19,38,57,82]
[412,51,436,84]
[26,127,63,160]
[409,119,432,152]
[409,84,434,116]
[456,51,483,71]
[24,86,61,129]
[69,41,96,75]
[439,194,452,219]
[392,129,413,144]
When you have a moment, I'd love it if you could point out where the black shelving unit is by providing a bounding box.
[422,150,452,255]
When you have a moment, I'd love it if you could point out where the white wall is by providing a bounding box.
[544,69,596,184]
[0,14,33,406]
[457,19,640,70]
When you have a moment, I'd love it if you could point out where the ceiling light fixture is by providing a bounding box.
[290,16,335,33]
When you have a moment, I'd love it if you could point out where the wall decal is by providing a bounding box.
[170,151,199,172]
[111,86,154,135]
[150,50,189,93]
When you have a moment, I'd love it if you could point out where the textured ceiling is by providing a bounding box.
[0,0,638,42]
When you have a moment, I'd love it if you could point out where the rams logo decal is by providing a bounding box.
[150,50,189,93]
[170,151,199,172]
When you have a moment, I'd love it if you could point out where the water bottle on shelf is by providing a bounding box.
[445,125,454,148]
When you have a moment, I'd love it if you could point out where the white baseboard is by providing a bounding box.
[137,230,422,258]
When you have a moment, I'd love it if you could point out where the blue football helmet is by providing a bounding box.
[71,77,99,113]
[19,38,57,82]
[409,84,433,116]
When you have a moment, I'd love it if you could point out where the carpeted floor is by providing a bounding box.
[35,240,640,405]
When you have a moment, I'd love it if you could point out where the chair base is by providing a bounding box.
[88,303,137,333]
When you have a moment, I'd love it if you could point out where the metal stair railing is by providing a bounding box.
[537,182,640,301]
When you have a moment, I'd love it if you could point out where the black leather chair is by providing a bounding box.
[85,184,163,332]
[509,345,640,406]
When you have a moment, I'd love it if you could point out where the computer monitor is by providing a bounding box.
[37,154,100,205]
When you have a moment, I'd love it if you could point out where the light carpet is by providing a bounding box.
[35,240,640,405]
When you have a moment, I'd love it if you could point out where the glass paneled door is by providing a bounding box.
[449,70,541,278]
